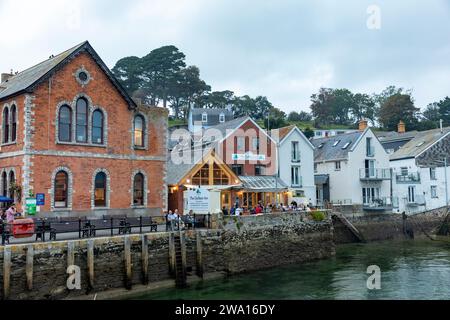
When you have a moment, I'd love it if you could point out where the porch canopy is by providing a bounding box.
[314,174,329,185]
[235,176,288,192]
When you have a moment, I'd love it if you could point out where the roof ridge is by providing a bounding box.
[3,41,87,83]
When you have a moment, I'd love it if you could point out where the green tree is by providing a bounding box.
[265,107,287,129]
[438,97,450,126]
[288,111,312,122]
[302,127,314,139]
[310,88,335,127]
[140,45,186,108]
[423,102,441,122]
[378,94,420,131]
[111,56,142,94]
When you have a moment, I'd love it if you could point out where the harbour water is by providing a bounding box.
[130,240,450,300]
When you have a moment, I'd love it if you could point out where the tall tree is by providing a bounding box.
[111,56,142,94]
[438,97,450,126]
[310,88,335,127]
[378,94,420,131]
[288,111,312,122]
[140,45,186,108]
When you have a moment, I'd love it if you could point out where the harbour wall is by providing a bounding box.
[333,206,448,243]
[0,213,334,300]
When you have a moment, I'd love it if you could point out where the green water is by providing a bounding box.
[132,240,450,300]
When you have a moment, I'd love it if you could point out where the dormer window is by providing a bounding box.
[219,113,225,123]
[202,113,208,123]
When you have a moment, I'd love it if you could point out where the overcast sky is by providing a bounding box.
[1,0,449,113]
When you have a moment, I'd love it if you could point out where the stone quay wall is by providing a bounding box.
[333,206,448,244]
[0,213,334,300]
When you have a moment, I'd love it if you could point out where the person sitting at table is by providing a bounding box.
[230,206,236,216]
[222,206,229,216]
[255,204,263,214]
[235,207,243,216]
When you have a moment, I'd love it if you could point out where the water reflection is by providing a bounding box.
[129,240,450,300]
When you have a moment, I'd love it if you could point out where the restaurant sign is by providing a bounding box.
[231,152,266,161]
[186,188,210,213]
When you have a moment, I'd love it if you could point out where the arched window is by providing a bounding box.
[3,107,9,143]
[10,105,16,142]
[1,171,7,197]
[58,105,72,142]
[8,171,15,199]
[54,171,68,208]
[94,172,107,207]
[134,115,145,147]
[76,98,88,142]
[133,173,144,206]
[92,110,104,144]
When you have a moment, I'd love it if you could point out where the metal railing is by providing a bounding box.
[405,195,426,206]
[396,172,421,183]
[359,168,391,180]
[363,197,396,209]
[330,199,353,205]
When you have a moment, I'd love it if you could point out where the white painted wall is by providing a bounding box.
[391,158,450,214]
[278,128,316,206]
[315,129,391,206]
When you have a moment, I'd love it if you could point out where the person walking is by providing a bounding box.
[6,204,16,224]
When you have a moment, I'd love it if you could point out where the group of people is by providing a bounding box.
[222,200,314,216]
[165,209,195,231]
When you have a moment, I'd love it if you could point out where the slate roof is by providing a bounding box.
[390,127,450,161]
[311,131,363,162]
[375,130,418,152]
[190,108,234,126]
[0,41,136,108]
[237,175,288,192]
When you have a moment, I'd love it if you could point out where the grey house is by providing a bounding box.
[188,108,234,133]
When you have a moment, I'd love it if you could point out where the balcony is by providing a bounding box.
[396,172,420,184]
[359,168,391,181]
[405,195,426,207]
[363,197,396,211]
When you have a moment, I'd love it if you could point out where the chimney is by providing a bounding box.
[1,72,13,84]
[398,120,405,134]
[358,119,368,131]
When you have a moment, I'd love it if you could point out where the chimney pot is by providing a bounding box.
[398,120,406,134]
[1,72,13,84]
[358,119,368,131]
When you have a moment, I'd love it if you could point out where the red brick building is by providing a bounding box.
[168,117,287,212]
[0,41,167,217]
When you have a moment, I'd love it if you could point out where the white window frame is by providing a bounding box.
[291,166,301,187]
[335,161,341,171]
[202,113,208,123]
[431,186,438,198]
[219,113,225,123]
[291,141,300,162]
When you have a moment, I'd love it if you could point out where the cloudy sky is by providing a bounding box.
[1,0,449,113]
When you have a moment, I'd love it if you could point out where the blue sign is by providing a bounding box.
[36,193,45,206]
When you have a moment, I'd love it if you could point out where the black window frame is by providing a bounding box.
[10,105,16,142]
[133,173,145,206]
[54,171,69,208]
[58,105,72,142]
[94,172,107,207]
[75,98,88,143]
[3,107,9,144]
[92,109,104,145]
[134,115,145,148]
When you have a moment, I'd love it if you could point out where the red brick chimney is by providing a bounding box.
[398,120,405,134]
[358,119,368,131]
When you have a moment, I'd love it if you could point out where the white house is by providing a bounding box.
[313,128,358,139]
[188,108,234,133]
[390,127,450,214]
[272,125,316,206]
[312,120,393,214]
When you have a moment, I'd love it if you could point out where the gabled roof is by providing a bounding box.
[390,127,450,161]
[312,130,363,162]
[271,125,315,150]
[0,41,136,108]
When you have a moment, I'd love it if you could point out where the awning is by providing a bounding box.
[235,176,288,192]
[314,174,329,185]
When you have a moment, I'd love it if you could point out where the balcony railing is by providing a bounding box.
[396,172,420,183]
[330,199,353,205]
[405,195,426,207]
[363,197,396,211]
[359,168,391,180]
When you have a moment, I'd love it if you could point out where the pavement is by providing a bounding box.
[3,223,177,246]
